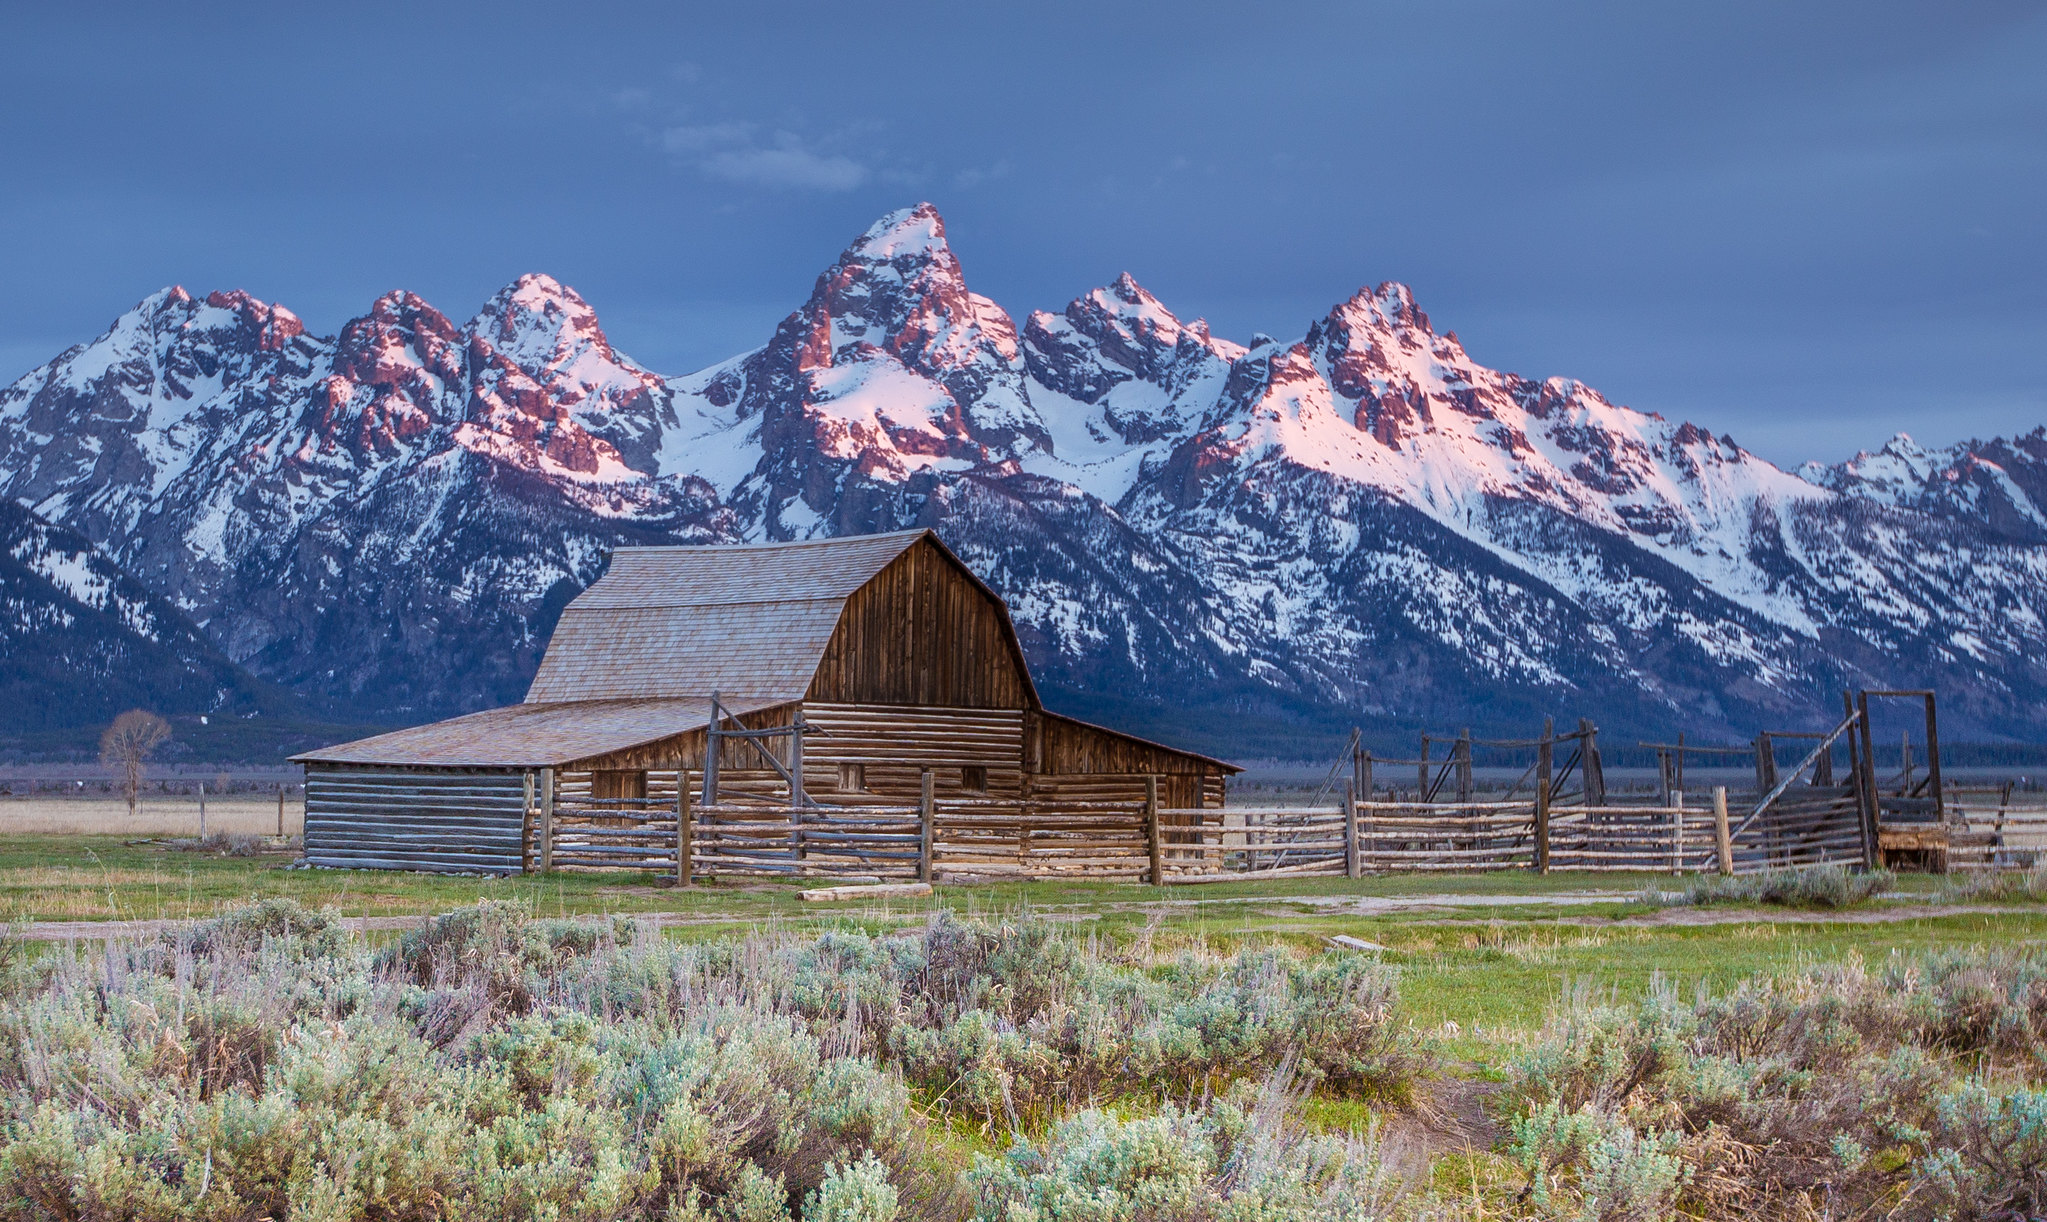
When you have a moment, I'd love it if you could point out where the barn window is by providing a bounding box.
[836,762,866,792]
[960,765,987,793]
[591,770,647,800]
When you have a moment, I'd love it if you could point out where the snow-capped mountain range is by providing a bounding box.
[3,202,2043,744]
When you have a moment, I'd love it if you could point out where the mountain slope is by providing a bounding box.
[3,203,2043,744]
[0,499,280,734]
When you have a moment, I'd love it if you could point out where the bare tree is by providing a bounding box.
[100,711,171,817]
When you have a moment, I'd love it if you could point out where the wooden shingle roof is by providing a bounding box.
[292,696,786,768]
[524,530,928,703]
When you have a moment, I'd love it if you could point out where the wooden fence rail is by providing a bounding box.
[522,779,1880,883]
[1950,803,2047,870]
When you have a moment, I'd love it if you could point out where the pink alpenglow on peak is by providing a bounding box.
[1,201,2043,737]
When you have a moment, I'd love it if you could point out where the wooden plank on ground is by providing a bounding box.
[800,882,934,902]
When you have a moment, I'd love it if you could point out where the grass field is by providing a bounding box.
[1,831,2030,1067]
[0,795,303,836]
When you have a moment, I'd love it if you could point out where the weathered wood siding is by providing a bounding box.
[807,539,1031,709]
[1026,711,1227,808]
[1032,712,1211,775]
[1026,771,1221,812]
[802,703,1026,802]
[567,703,797,774]
[304,766,528,874]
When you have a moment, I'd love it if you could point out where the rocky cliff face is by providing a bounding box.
[4,204,2043,743]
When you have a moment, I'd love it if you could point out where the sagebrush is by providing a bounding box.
[0,900,1422,1221]
[1506,951,2047,1220]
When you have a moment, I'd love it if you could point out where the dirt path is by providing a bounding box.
[1381,1070,1505,1181]
[1611,901,2033,927]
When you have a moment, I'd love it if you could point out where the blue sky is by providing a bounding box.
[2,1,2040,464]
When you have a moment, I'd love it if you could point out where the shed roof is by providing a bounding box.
[524,530,929,704]
[290,696,785,768]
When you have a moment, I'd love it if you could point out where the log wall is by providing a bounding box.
[802,703,1026,802]
[304,766,528,874]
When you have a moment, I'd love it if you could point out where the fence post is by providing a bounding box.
[523,771,536,873]
[1923,690,1945,824]
[198,782,207,839]
[539,767,555,875]
[703,699,721,807]
[1535,777,1551,874]
[676,769,692,886]
[1670,789,1684,875]
[919,769,935,884]
[1713,786,1733,876]
[1456,730,1473,803]
[1145,775,1162,886]
[277,784,286,837]
[1344,780,1359,879]
[1579,719,1606,807]
[1856,691,1882,870]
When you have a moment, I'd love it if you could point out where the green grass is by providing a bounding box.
[3,833,2041,1074]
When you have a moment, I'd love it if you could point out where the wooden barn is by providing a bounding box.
[294,529,1236,873]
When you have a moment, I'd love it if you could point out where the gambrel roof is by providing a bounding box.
[522,529,1034,705]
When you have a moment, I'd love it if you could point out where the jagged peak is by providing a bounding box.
[1325,280,1432,335]
[482,273,594,317]
[197,290,306,345]
[353,290,457,339]
[468,274,609,359]
[847,202,950,264]
[1082,273,1175,326]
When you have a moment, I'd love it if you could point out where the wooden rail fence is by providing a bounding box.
[1950,801,2047,870]
[519,769,1881,883]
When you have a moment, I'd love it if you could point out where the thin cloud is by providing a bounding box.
[660,122,758,155]
[953,159,1012,189]
[703,145,868,191]
[655,120,870,193]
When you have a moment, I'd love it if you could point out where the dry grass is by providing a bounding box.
[0,796,303,836]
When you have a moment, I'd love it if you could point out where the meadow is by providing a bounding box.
[0,835,2042,1219]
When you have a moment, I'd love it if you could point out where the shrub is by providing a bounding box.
[1657,864,1893,909]
[1940,865,2047,903]
[1506,950,2047,1220]
[884,925,1423,1125]
[0,903,927,1220]
[1912,1083,2047,1220]
[966,1079,1399,1221]
[192,831,266,857]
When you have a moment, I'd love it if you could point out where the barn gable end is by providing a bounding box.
[807,536,1034,709]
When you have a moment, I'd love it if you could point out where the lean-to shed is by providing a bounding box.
[294,529,1236,872]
